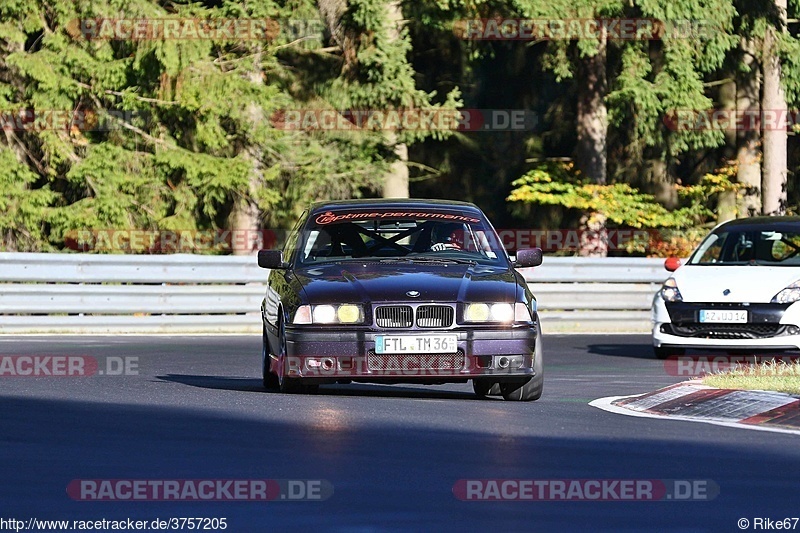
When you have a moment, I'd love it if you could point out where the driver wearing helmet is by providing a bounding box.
[430,222,466,251]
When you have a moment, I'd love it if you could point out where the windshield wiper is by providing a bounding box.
[379,257,477,265]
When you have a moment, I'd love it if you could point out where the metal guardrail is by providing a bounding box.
[0,253,670,333]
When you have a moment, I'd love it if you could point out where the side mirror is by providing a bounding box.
[515,247,543,268]
[258,249,287,269]
[664,257,681,272]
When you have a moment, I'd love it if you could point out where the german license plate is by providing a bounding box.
[698,310,747,323]
[375,335,457,354]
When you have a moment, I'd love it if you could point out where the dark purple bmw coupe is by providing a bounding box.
[258,199,544,401]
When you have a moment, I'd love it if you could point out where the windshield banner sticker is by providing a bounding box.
[315,211,481,225]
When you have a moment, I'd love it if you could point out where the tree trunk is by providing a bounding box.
[761,0,788,216]
[717,78,737,223]
[575,29,608,257]
[231,47,265,255]
[383,131,410,198]
[575,30,608,184]
[382,0,409,199]
[737,37,762,217]
[642,158,677,209]
[318,0,346,48]
[230,170,262,255]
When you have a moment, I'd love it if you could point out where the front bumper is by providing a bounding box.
[652,297,800,350]
[281,325,538,382]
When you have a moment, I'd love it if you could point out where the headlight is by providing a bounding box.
[293,304,364,324]
[313,305,337,323]
[464,302,518,323]
[772,281,800,304]
[514,302,533,322]
[660,277,683,302]
[293,305,312,324]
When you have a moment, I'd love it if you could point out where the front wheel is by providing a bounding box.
[262,326,279,390]
[472,379,500,398]
[501,331,544,401]
[275,317,317,394]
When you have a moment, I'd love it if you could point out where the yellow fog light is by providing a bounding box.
[337,304,362,324]
[465,303,490,322]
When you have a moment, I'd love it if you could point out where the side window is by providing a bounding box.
[302,229,339,261]
[694,234,724,263]
[282,211,307,263]
[767,232,800,263]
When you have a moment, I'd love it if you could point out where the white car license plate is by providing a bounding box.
[375,335,457,354]
[698,310,748,323]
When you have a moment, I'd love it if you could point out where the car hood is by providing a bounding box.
[671,265,800,303]
[293,261,518,304]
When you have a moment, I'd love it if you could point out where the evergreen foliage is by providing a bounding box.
[0,0,798,254]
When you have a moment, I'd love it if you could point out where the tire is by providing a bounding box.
[653,346,686,360]
[472,379,500,398]
[281,378,318,394]
[501,331,544,402]
[279,376,305,394]
[275,316,315,394]
[262,326,279,390]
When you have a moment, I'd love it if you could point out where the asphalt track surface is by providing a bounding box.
[1,334,798,532]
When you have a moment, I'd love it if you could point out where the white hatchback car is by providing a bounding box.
[652,217,800,359]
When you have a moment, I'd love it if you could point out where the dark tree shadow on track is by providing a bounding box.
[155,374,265,393]
[588,343,800,360]
[314,382,483,400]
[157,374,484,401]
[2,394,799,531]
[586,343,657,360]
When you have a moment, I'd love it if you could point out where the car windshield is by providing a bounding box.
[294,211,508,267]
[688,228,800,266]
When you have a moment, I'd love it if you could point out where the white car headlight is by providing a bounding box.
[464,302,520,323]
[772,281,800,304]
[660,277,683,302]
[293,304,364,324]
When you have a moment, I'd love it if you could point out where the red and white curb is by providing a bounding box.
[590,382,800,435]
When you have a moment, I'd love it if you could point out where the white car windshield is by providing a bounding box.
[689,228,800,266]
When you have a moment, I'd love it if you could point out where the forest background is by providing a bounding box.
[2,0,798,257]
